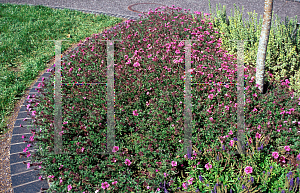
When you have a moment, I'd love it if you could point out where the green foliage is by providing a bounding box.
[208,3,300,98]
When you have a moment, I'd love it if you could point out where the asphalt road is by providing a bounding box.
[0,0,299,27]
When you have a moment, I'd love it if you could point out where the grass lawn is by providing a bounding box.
[0,3,127,141]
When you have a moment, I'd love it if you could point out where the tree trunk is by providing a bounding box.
[256,0,274,94]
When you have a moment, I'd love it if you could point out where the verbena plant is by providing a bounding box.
[19,3,300,193]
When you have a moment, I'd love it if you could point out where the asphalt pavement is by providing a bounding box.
[0,0,299,26]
